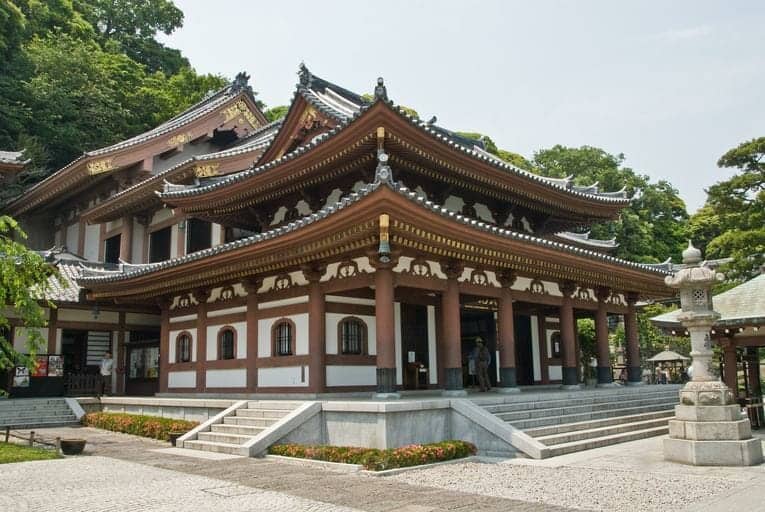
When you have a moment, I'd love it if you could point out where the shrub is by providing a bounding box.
[82,412,198,441]
[268,440,476,471]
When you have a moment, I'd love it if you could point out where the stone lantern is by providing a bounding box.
[663,242,762,466]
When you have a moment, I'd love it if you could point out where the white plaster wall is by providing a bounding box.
[170,224,179,258]
[131,221,145,263]
[325,296,375,306]
[65,223,79,252]
[58,309,119,324]
[207,306,246,317]
[258,366,308,387]
[206,368,246,388]
[151,208,173,225]
[531,314,541,382]
[548,365,562,381]
[106,219,123,231]
[257,313,308,357]
[326,366,376,386]
[325,313,376,356]
[258,296,309,310]
[206,321,246,360]
[170,314,197,323]
[168,328,197,363]
[427,305,438,384]
[394,302,402,386]
[211,223,222,247]
[55,328,62,353]
[12,327,49,352]
[125,313,160,326]
[168,371,196,388]
[83,223,100,261]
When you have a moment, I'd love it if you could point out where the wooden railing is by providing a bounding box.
[64,373,101,396]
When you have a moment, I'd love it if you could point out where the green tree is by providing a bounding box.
[456,132,533,170]
[265,105,289,123]
[0,216,57,370]
[577,318,597,379]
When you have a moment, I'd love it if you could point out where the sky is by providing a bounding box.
[162,0,764,213]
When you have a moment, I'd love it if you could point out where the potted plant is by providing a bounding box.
[60,439,87,455]
[168,432,184,447]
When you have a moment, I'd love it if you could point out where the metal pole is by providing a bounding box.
[29,431,35,446]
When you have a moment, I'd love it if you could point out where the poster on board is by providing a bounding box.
[13,366,30,387]
[47,355,64,377]
[32,355,48,377]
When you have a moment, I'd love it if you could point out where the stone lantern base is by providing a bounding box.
[664,380,763,466]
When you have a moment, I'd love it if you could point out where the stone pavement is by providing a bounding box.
[1,426,577,512]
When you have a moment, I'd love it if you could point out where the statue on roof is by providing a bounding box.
[374,77,388,101]
[231,71,251,93]
[298,63,313,87]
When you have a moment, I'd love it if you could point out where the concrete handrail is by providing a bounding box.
[242,401,322,457]
[450,398,550,459]
[178,400,248,447]
[64,397,86,420]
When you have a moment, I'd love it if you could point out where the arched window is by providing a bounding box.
[273,320,294,356]
[176,333,191,363]
[218,328,236,360]
[339,317,367,355]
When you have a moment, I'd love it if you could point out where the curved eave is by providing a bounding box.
[81,181,670,301]
[159,102,629,221]
[6,91,264,216]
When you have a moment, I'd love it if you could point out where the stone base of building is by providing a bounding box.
[374,392,401,400]
[495,386,520,394]
[663,380,764,466]
[442,389,468,397]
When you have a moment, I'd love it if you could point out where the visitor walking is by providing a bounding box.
[100,351,113,396]
[476,337,491,392]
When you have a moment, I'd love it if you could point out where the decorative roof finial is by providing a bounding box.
[298,62,313,87]
[231,71,251,92]
[682,240,702,265]
[374,150,394,185]
[427,115,437,125]
[374,77,388,101]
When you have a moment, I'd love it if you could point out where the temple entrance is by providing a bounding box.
[461,308,497,389]
[400,303,431,389]
[514,315,534,385]
[125,330,160,396]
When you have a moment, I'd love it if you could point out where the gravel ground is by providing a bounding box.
[389,461,737,512]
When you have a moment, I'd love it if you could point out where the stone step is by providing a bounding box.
[524,410,675,437]
[482,390,678,414]
[535,417,672,445]
[509,403,675,430]
[495,396,676,422]
[247,401,302,410]
[0,409,75,418]
[211,423,266,436]
[182,439,243,455]
[545,425,669,457]
[0,418,79,429]
[224,416,280,427]
[235,408,289,419]
[197,431,253,445]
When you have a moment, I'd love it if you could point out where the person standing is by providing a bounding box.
[476,338,491,392]
[99,351,113,396]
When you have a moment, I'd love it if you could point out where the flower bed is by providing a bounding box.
[82,412,198,441]
[268,440,476,471]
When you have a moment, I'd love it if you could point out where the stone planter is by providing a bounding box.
[60,439,86,455]
[168,432,184,447]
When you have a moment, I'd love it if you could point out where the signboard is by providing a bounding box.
[47,355,64,377]
[12,366,30,387]
[32,355,48,377]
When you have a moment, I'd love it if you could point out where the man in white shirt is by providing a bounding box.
[100,352,113,396]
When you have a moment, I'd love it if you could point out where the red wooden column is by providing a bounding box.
[442,261,464,394]
[305,264,326,394]
[158,298,171,393]
[595,287,613,385]
[497,270,518,391]
[193,289,210,393]
[119,215,133,263]
[244,278,262,393]
[721,338,738,397]
[374,260,397,395]
[559,281,579,388]
[624,293,642,384]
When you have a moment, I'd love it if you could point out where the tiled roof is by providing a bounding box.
[554,231,618,249]
[0,150,29,166]
[79,173,669,287]
[651,273,765,327]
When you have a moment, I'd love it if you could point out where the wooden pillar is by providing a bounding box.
[441,261,464,392]
[374,262,396,394]
[305,265,326,394]
[47,308,58,354]
[193,289,210,392]
[625,293,642,384]
[721,338,738,397]
[537,309,549,384]
[595,287,612,385]
[497,270,517,389]
[745,347,762,397]
[158,298,170,393]
[119,216,133,263]
[244,278,262,393]
[559,281,578,387]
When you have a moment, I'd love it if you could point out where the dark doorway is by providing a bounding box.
[125,330,160,396]
[104,234,121,265]
[186,218,212,254]
[461,309,497,389]
[400,304,429,389]
[149,226,171,262]
[514,315,534,385]
[61,330,88,375]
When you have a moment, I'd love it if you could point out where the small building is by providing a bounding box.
[0,150,29,184]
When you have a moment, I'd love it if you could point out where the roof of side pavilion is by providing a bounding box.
[154,66,630,232]
[78,162,671,302]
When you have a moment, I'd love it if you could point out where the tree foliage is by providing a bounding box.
[456,132,533,170]
[0,216,57,370]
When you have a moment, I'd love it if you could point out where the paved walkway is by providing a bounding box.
[1,426,576,512]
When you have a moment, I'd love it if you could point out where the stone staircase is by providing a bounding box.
[0,398,80,429]
[480,386,680,457]
[182,401,301,455]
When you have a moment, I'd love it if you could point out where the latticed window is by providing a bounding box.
[275,321,293,356]
[340,318,365,355]
[176,333,191,363]
[219,329,235,360]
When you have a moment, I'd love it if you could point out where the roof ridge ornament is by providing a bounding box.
[298,62,313,87]
[231,71,251,93]
[374,150,394,186]
[374,77,388,101]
